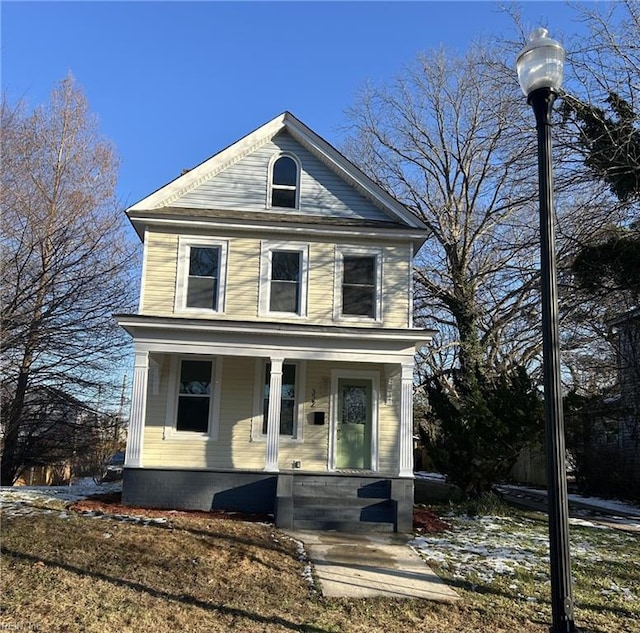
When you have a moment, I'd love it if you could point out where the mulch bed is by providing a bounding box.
[69,492,273,523]
[71,492,451,533]
[413,505,451,533]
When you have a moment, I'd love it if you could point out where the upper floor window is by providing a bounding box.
[335,247,383,321]
[343,255,376,317]
[270,250,301,313]
[269,154,300,209]
[260,241,309,317]
[175,237,228,314]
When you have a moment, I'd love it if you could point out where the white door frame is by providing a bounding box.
[328,369,379,472]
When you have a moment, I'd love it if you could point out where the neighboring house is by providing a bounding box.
[9,385,117,485]
[608,307,640,473]
[116,112,433,532]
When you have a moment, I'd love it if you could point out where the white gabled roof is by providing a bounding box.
[127,111,427,231]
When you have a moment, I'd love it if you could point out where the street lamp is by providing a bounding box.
[517,29,576,633]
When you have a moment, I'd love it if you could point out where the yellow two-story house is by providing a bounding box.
[117,112,433,532]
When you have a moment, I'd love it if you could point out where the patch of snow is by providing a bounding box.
[499,483,640,516]
[568,518,609,529]
[601,582,637,601]
[568,493,640,516]
[1,477,122,506]
[410,511,638,594]
[287,536,316,592]
[0,477,122,519]
[414,471,447,482]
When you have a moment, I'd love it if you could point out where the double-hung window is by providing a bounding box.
[270,250,301,313]
[166,356,222,439]
[175,237,228,314]
[176,358,213,434]
[260,241,309,317]
[336,247,383,321]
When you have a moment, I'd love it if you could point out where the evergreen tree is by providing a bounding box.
[421,366,544,495]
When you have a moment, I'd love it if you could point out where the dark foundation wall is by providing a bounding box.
[122,468,278,515]
[123,468,414,532]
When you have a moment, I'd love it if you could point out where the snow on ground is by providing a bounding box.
[1,479,169,527]
[414,471,447,482]
[497,483,640,517]
[410,513,639,602]
[1,478,133,522]
[3,477,638,603]
[1,477,122,505]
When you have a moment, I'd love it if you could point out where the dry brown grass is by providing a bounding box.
[0,508,635,632]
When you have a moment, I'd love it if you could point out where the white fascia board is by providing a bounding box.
[127,114,288,212]
[127,111,427,235]
[282,113,427,231]
[134,339,415,365]
[128,214,429,243]
[115,315,435,347]
[118,327,423,365]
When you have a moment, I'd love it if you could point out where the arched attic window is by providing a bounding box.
[269,154,300,209]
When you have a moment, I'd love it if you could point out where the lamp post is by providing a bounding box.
[517,29,576,633]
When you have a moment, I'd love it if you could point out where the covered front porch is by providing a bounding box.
[117,315,430,531]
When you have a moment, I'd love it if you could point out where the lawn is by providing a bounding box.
[0,493,638,633]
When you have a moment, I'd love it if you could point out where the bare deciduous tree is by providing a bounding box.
[343,43,551,387]
[1,76,138,485]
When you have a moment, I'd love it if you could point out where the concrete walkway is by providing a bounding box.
[287,530,459,601]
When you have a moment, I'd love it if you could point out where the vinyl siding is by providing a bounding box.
[140,228,411,328]
[142,356,401,475]
[140,232,178,314]
[378,371,401,473]
[142,355,264,470]
[278,360,331,471]
[173,132,393,223]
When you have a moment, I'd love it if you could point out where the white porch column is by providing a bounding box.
[125,349,149,468]
[398,363,415,478]
[264,357,284,473]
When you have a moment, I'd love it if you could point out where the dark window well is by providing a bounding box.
[270,250,301,313]
[187,246,220,310]
[342,255,376,317]
[271,156,298,209]
[262,363,296,436]
[176,360,211,433]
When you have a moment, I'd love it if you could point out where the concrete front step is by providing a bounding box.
[293,495,393,509]
[294,501,394,520]
[293,499,395,530]
[292,518,396,532]
[276,474,413,532]
[293,478,392,499]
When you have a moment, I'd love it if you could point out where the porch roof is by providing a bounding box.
[115,314,435,364]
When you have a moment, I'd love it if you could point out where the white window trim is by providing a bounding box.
[175,236,229,315]
[259,240,309,318]
[251,358,305,442]
[333,246,383,323]
[267,152,301,210]
[164,355,222,440]
[328,369,379,472]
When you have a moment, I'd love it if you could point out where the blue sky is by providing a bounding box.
[2,1,589,210]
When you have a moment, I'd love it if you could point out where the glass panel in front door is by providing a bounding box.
[336,379,372,470]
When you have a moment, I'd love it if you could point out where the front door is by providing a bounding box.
[336,378,372,469]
